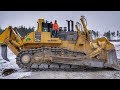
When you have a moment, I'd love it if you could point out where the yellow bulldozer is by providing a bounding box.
[0,16,119,70]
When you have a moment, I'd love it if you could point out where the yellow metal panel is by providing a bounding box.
[7,42,19,55]
[60,41,75,51]
[90,42,99,49]
[23,32,35,43]
[38,19,44,32]
[0,27,11,44]
[41,32,62,44]
[23,32,62,44]
[41,32,51,43]
[105,43,114,50]
[11,40,22,47]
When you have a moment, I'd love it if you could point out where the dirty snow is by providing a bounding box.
[0,71,31,79]
[0,46,19,70]
[21,70,120,79]
[0,41,120,79]
[0,46,31,79]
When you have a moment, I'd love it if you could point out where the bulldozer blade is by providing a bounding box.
[108,49,117,65]
[106,49,120,70]
[1,44,9,61]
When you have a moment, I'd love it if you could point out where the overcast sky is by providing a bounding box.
[0,11,120,34]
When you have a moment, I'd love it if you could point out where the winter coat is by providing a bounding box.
[52,23,59,30]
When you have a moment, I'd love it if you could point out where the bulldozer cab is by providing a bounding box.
[37,19,54,38]
[37,19,53,33]
[42,21,53,32]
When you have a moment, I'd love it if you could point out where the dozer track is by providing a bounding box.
[16,47,89,71]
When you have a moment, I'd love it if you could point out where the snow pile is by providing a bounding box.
[0,47,31,79]
[111,41,120,47]
[0,47,19,70]
[0,60,19,70]
[0,71,31,79]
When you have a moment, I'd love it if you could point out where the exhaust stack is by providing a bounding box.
[66,20,74,32]
[66,20,70,31]
[70,20,74,31]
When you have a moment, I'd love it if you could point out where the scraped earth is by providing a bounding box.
[0,41,120,79]
[21,70,120,79]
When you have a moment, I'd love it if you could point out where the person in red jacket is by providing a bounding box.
[52,20,59,37]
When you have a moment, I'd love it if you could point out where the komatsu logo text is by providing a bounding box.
[48,40,58,42]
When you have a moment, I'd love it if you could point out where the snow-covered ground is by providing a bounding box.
[21,70,120,79]
[0,47,31,79]
[0,41,120,79]
[0,46,19,70]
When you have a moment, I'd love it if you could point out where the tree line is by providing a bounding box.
[13,26,35,37]
[89,30,120,40]
[103,30,120,40]
[89,30,99,39]
[0,26,35,37]
[0,27,3,34]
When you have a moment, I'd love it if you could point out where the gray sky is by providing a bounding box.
[0,11,120,34]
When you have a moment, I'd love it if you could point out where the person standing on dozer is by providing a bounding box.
[52,20,59,37]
